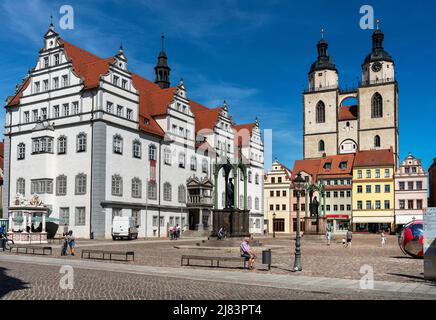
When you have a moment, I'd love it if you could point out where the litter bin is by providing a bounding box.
[262,249,272,270]
[90,232,94,240]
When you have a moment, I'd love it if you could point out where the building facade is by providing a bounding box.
[2,24,264,239]
[394,153,427,229]
[352,149,395,232]
[264,160,292,234]
[429,158,436,208]
[303,26,399,166]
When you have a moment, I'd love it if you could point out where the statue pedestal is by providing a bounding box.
[303,216,327,235]
[212,208,250,237]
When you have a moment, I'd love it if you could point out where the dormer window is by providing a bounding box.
[324,162,332,170]
[339,161,347,169]
[143,118,150,125]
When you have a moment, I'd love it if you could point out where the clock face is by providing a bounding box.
[372,62,382,72]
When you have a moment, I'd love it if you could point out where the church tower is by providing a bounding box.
[358,21,399,165]
[303,30,339,159]
[154,33,171,89]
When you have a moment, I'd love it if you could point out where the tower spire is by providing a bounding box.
[376,19,380,30]
[321,27,324,39]
[154,33,171,89]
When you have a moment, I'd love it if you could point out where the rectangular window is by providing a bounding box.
[375,185,381,193]
[56,176,67,195]
[75,207,86,226]
[152,216,158,227]
[269,205,274,211]
[375,200,381,209]
[43,80,49,91]
[384,200,390,209]
[24,111,30,123]
[408,181,414,190]
[54,54,60,65]
[340,191,344,198]
[412,167,417,173]
[366,170,371,178]
[77,134,87,152]
[53,77,59,89]
[106,102,113,113]
[117,105,123,117]
[340,205,345,211]
[333,191,338,198]
[271,177,275,183]
[72,101,79,115]
[326,191,331,198]
[385,169,390,178]
[399,181,405,190]
[62,75,68,87]
[405,167,410,173]
[357,170,362,179]
[60,208,69,225]
[113,75,119,86]
[366,201,371,209]
[417,200,423,210]
[275,204,280,211]
[30,179,53,194]
[357,201,363,210]
[32,110,38,122]
[133,142,141,159]
[333,205,338,211]
[53,105,60,118]
[276,191,280,197]
[75,174,87,195]
[32,137,53,154]
[399,200,405,209]
[408,200,414,209]
[346,191,351,197]
[326,205,331,211]
[385,184,391,193]
[159,217,164,227]
[126,108,133,120]
[375,169,380,178]
[282,191,287,197]
[416,181,423,190]
[278,177,282,183]
[63,103,69,117]
[44,57,49,68]
[41,108,47,120]
[35,81,40,93]
[270,191,274,197]
[282,204,286,211]
[293,204,298,211]
[346,204,351,211]
[131,210,140,227]
[122,79,128,89]
[366,185,371,193]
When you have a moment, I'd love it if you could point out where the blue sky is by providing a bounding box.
[1,0,435,171]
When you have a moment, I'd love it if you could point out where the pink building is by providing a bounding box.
[394,153,428,230]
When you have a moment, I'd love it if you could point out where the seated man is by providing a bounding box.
[240,237,256,270]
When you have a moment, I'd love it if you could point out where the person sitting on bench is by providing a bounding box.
[240,237,256,270]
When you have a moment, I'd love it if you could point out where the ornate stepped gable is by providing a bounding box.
[6,34,257,142]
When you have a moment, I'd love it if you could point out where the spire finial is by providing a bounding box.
[119,42,123,52]
[376,19,380,30]
[321,27,324,39]
[50,14,54,26]
[161,33,165,51]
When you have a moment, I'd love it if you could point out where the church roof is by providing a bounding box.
[338,105,358,121]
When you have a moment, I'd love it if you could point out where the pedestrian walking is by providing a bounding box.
[346,229,352,248]
[381,231,387,246]
[326,230,332,246]
[61,232,68,256]
[176,224,181,239]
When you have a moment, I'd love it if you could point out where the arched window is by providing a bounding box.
[147,182,157,200]
[163,182,172,201]
[75,173,87,195]
[255,173,259,185]
[111,174,123,196]
[17,143,25,160]
[148,144,157,161]
[319,140,325,152]
[113,134,123,154]
[374,135,381,148]
[248,171,252,183]
[255,197,259,210]
[132,140,141,159]
[131,178,142,198]
[316,101,326,123]
[17,178,25,196]
[56,175,67,196]
[77,133,87,152]
[178,185,186,203]
[190,156,197,171]
[371,93,383,118]
[58,136,67,154]
[248,196,252,210]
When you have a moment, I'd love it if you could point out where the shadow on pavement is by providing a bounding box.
[0,266,29,298]
[386,272,436,285]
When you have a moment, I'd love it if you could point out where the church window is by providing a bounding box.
[316,101,325,123]
[371,93,383,118]
[374,135,381,148]
[319,140,325,152]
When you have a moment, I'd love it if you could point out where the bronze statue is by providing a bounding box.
[310,196,319,217]
[226,177,234,208]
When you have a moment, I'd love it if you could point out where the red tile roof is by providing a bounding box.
[6,78,30,107]
[233,123,256,147]
[354,148,394,167]
[291,159,321,181]
[338,105,358,121]
[190,101,222,135]
[318,154,355,176]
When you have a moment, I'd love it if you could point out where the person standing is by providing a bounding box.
[381,231,387,246]
[176,224,181,239]
[326,229,332,246]
[67,230,76,256]
[346,229,353,248]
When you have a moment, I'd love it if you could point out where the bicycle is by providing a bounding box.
[1,237,14,251]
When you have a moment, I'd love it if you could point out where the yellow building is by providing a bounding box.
[264,160,292,234]
[352,148,395,233]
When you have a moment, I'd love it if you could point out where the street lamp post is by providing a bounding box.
[273,212,276,238]
[292,172,306,272]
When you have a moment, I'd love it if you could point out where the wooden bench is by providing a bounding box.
[81,249,134,262]
[181,255,247,269]
[9,245,52,255]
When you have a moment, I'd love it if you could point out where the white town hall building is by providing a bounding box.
[2,22,264,239]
